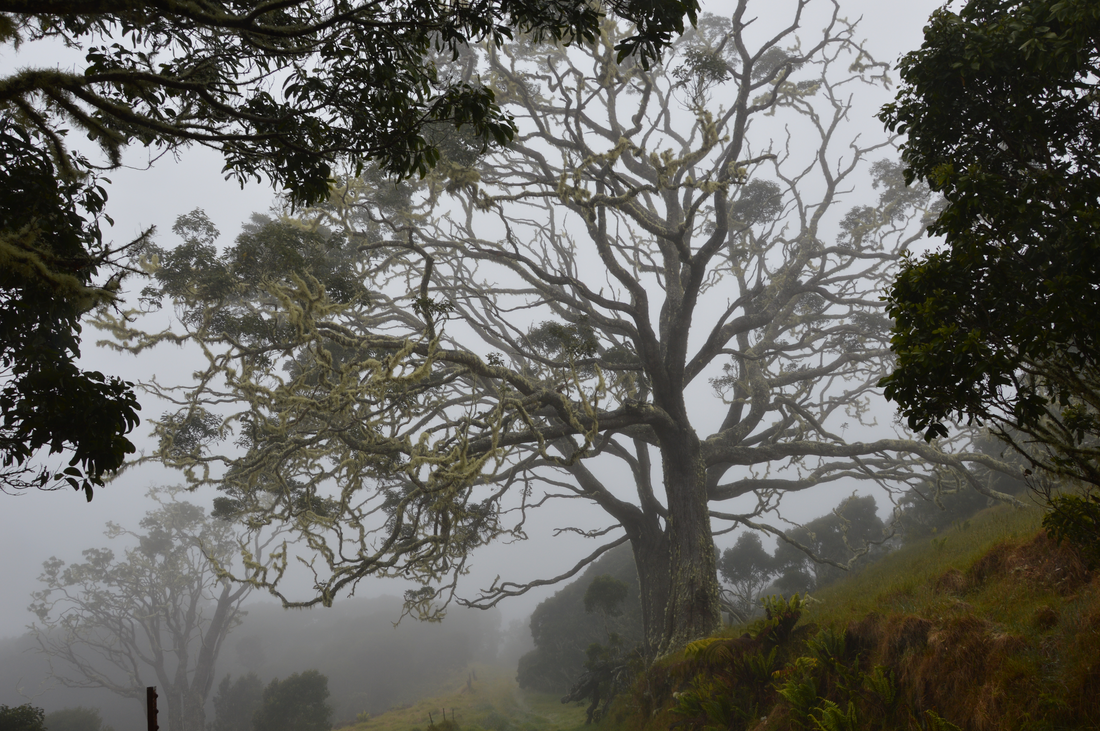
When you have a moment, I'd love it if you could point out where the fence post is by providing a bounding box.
[146,687,158,731]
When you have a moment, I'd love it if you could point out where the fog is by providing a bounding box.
[1,0,941,724]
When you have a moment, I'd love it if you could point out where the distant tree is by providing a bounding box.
[517,545,642,694]
[718,533,777,622]
[210,674,263,731]
[42,707,110,731]
[0,120,141,499]
[584,576,630,620]
[30,488,266,731]
[0,704,45,731]
[895,434,1028,544]
[252,672,332,731]
[878,0,1100,491]
[772,495,887,595]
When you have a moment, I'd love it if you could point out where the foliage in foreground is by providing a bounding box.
[879,0,1100,493]
[5,0,696,208]
[0,120,141,498]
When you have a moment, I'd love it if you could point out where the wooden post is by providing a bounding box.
[146,686,158,731]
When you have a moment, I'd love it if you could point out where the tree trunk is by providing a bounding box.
[657,432,722,653]
[181,691,206,731]
[630,520,671,657]
[163,688,183,731]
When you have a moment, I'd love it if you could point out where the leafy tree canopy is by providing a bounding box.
[0,119,140,498]
[584,574,630,617]
[2,0,698,207]
[252,671,332,731]
[211,673,263,731]
[878,0,1100,488]
[0,704,45,731]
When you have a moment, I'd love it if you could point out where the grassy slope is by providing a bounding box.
[606,504,1100,731]
[343,504,1099,731]
[341,664,590,731]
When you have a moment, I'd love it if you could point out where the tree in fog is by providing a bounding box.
[210,674,263,731]
[30,489,264,731]
[771,494,886,595]
[517,545,642,693]
[718,533,776,622]
[110,0,1024,654]
[252,671,332,731]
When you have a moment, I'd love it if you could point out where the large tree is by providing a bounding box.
[30,489,264,731]
[109,1,1024,654]
[878,0,1100,488]
[2,0,697,208]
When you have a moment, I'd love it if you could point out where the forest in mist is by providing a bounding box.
[3,0,1099,727]
[0,595,511,729]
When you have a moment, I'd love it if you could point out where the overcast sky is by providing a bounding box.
[0,0,943,641]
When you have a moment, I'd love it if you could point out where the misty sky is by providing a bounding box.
[0,0,943,641]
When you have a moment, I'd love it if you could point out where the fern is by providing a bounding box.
[741,646,780,685]
[805,627,847,667]
[811,700,859,731]
[863,665,896,709]
[776,657,820,728]
[684,636,721,659]
[924,710,963,731]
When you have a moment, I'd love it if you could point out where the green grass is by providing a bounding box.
[804,502,1045,628]
[607,501,1100,731]
[343,664,589,731]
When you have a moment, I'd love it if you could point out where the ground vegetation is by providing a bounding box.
[603,506,1100,731]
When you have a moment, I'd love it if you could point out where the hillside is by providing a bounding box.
[350,504,1098,731]
[609,505,1099,731]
